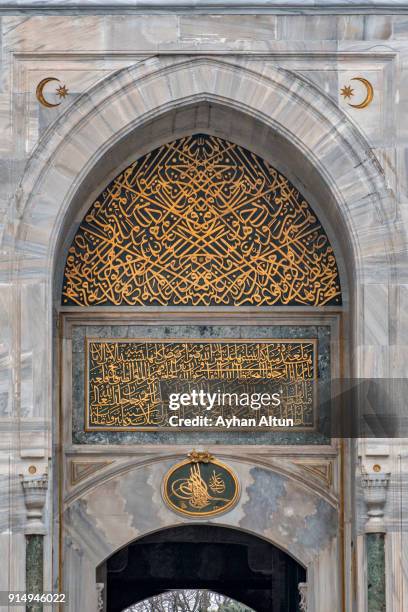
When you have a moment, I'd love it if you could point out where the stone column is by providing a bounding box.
[361,466,390,612]
[21,473,48,612]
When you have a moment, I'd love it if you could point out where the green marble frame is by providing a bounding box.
[59,308,342,449]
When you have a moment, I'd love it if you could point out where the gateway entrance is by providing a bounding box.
[98,526,306,612]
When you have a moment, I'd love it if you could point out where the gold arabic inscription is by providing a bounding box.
[86,339,316,430]
[63,134,341,306]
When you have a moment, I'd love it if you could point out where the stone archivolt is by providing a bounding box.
[62,134,341,307]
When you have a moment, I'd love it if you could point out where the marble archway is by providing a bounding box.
[2,55,398,612]
[6,56,395,383]
[7,55,396,385]
[11,57,395,314]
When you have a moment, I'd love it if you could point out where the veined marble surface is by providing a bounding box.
[0,8,406,612]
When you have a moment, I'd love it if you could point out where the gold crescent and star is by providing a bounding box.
[36,77,69,108]
[37,75,372,111]
[340,77,374,109]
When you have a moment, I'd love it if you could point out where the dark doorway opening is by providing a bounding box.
[98,525,306,612]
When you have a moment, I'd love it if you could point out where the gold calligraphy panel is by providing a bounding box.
[63,134,341,306]
[85,339,317,431]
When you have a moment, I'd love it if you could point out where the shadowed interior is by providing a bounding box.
[98,525,306,612]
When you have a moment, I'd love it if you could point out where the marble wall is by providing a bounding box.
[0,4,407,612]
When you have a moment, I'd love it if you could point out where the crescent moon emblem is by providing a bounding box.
[36,77,62,108]
[348,77,374,109]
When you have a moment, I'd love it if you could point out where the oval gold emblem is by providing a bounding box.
[163,456,240,518]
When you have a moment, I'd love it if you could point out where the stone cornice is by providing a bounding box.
[1,1,408,16]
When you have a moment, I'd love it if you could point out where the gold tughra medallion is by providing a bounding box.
[163,454,240,518]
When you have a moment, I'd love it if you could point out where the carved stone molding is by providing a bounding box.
[20,474,48,535]
[70,460,113,486]
[298,582,308,612]
[1,1,406,15]
[96,582,104,612]
[361,468,390,533]
[293,460,333,488]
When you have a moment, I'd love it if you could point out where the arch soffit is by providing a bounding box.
[13,56,394,285]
